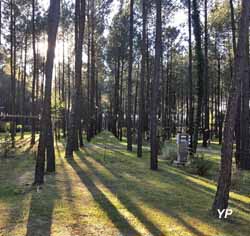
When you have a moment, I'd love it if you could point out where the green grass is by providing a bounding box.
[0,131,249,236]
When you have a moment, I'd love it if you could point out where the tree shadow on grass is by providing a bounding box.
[66,156,143,236]
[79,149,209,236]
[158,166,250,212]
[81,146,250,236]
[0,187,30,235]
[90,142,250,212]
[55,141,90,234]
[17,137,31,146]
[25,174,59,236]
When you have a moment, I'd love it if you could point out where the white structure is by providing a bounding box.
[174,133,190,165]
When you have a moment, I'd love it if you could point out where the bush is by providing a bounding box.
[160,142,177,164]
[188,154,212,176]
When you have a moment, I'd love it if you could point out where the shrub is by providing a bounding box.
[188,154,212,176]
[160,142,177,164]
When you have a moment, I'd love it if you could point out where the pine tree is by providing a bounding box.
[34,0,61,184]
[150,0,162,170]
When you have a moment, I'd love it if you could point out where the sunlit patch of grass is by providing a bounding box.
[82,132,250,236]
[1,131,250,236]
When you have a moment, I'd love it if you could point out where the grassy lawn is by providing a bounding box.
[0,131,249,236]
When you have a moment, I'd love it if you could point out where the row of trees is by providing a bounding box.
[106,0,250,173]
[1,0,250,217]
[106,0,231,156]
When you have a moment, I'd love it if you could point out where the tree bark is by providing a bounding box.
[192,0,204,153]
[34,0,60,185]
[21,28,28,139]
[66,0,86,158]
[202,0,209,147]
[137,0,147,158]
[10,0,16,148]
[150,0,162,170]
[127,0,134,151]
[88,0,96,141]
[239,37,250,169]
[46,117,55,172]
[188,0,193,150]
[31,0,37,146]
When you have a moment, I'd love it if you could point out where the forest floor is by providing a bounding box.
[0,132,250,236]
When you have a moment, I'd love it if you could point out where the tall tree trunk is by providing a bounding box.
[216,50,221,145]
[230,0,241,168]
[41,57,45,102]
[137,0,147,157]
[119,60,124,141]
[150,0,162,170]
[192,0,204,153]
[31,0,37,146]
[62,34,66,138]
[67,57,71,135]
[10,0,16,148]
[46,117,55,172]
[202,0,209,147]
[162,63,167,141]
[88,0,96,141]
[188,0,193,149]
[34,0,60,185]
[127,0,134,151]
[230,0,237,55]
[145,28,150,135]
[86,0,91,140]
[66,0,86,158]
[95,69,100,134]
[212,0,250,215]
[89,1,95,139]
[133,75,139,133]
[113,57,120,137]
[232,0,250,170]
[21,29,28,139]
[239,39,250,169]
[54,66,58,140]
